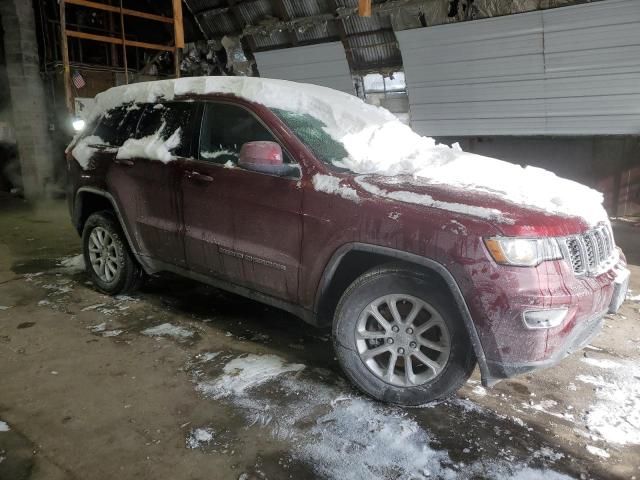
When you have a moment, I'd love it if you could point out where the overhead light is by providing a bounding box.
[72,118,86,132]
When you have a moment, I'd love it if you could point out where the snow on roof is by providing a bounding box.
[85,77,607,227]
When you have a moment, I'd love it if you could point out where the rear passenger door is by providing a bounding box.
[105,102,200,268]
[179,101,303,302]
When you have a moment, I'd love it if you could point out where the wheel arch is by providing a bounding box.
[314,242,491,383]
[74,187,144,269]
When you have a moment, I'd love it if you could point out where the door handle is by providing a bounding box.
[185,170,213,182]
[114,158,134,166]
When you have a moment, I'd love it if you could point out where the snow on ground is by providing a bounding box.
[73,77,607,226]
[580,357,622,369]
[196,354,304,399]
[312,174,359,203]
[56,254,86,274]
[102,329,123,337]
[192,353,572,480]
[575,359,640,445]
[0,421,9,432]
[142,323,194,339]
[186,427,215,449]
[585,445,610,458]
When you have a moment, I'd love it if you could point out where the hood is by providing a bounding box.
[354,174,597,237]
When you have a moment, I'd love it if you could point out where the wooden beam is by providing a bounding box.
[64,0,173,24]
[65,30,176,51]
[172,0,184,78]
[172,0,185,48]
[118,0,128,83]
[359,0,372,17]
[59,0,74,113]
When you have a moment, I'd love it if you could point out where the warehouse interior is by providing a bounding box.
[1,0,639,479]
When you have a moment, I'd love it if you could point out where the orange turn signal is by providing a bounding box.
[484,238,508,264]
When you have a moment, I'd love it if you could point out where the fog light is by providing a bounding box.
[523,308,568,329]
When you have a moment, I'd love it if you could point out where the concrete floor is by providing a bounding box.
[0,195,639,480]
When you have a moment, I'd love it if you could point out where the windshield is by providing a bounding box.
[273,109,349,168]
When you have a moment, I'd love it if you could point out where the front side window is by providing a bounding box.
[272,109,348,169]
[93,104,142,146]
[135,102,199,158]
[199,102,291,166]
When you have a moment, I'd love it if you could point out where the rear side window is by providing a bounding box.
[93,104,142,146]
[136,102,199,158]
[199,102,291,165]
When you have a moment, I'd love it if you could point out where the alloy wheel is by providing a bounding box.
[355,294,451,387]
[88,227,120,282]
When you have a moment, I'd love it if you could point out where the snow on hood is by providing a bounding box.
[80,77,607,227]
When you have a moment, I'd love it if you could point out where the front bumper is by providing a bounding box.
[485,308,605,381]
[465,253,629,386]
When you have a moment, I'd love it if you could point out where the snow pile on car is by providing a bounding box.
[117,124,182,164]
[77,77,607,226]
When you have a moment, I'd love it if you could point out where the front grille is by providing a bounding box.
[563,225,616,275]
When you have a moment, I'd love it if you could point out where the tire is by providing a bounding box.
[82,211,144,295]
[333,264,476,406]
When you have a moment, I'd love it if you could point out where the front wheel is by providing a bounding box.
[333,265,476,405]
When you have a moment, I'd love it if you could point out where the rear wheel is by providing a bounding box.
[333,264,476,405]
[82,211,144,295]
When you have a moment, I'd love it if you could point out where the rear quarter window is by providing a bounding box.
[93,104,142,146]
[135,102,199,158]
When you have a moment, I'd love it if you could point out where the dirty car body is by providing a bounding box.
[66,77,629,404]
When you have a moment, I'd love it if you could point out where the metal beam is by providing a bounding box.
[226,0,259,54]
[326,0,355,73]
[271,0,298,47]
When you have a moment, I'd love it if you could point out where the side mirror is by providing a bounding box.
[239,141,297,176]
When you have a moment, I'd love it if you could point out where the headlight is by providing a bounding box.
[484,237,563,267]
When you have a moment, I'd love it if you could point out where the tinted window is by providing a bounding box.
[199,103,290,165]
[273,109,348,168]
[136,102,198,158]
[93,103,142,146]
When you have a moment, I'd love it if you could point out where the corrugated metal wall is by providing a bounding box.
[254,42,354,93]
[397,0,640,136]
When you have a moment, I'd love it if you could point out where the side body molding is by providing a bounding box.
[314,242,492,385]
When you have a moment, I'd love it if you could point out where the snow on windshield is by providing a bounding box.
[79,77,607,226]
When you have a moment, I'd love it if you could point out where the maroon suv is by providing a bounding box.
[66,77,629,405]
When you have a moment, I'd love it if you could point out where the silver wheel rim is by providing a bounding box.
[88,227,120,283]
[355,294,451,387]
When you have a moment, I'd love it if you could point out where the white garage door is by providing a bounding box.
[397,0,640,136]
[254,42,354,94]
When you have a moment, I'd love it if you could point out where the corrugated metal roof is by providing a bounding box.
[197,9,237,37]
[184,0,402,72]
[348,30,401,71]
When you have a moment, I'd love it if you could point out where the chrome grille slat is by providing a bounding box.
[564,225,616,276]
[582,234,596,269]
